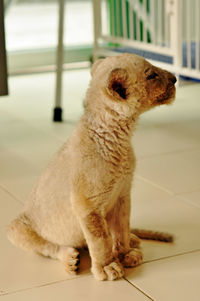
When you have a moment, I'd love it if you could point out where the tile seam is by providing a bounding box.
[0,275,85,297]
[124,277,155,301]
[0,184,24,205]
[137,147,200,161]
[142,248,200,265]
[135,174,174,196]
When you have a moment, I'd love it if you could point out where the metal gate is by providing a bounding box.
[93,0,200,80]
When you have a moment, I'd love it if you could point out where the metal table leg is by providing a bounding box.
[0,0,8,96]
[53,0,65,122]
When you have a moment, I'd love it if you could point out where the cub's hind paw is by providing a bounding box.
[64,255,80,275]
[122,248,143,268]
[130,233,141,248]
[58,247,80,275]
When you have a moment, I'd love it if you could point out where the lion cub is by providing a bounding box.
[7,54,176,281]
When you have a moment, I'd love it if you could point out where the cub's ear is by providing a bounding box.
[106,68,129,100]
[91,58,104,76]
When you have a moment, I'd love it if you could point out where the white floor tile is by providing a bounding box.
[62,70,89,122]
[1,174,38,204]
[0,147,38,181]
[0,188,22,228]
[0,73,55,121]
[0,69,89,123]
[134,119,200,159]
[131,178,200,262]
[0,145,39,203]
[1,121,63,167]
[126,251,200,301]
[136,149,200,194]
[0,228,91,296]
[179,190,200,209]
[0,276,150,301]
[26,119,77,143]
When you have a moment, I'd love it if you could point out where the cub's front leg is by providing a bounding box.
[108,195,143,268]
[72,195,124,281]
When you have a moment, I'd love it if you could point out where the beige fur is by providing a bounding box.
[7,54,176,281]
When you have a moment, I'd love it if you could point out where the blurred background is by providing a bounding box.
[5,0,93,74]
[2,0,200,111]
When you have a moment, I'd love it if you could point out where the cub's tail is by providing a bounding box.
[132,229,173,243]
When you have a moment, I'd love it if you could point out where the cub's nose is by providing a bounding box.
[170,74,177,84]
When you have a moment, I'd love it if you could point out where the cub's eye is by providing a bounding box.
[146,72,158,80]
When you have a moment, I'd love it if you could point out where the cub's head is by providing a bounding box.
[87,53,176,119]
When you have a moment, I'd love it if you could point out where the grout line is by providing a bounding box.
[135,175,200,208]
[1,249,200,297]
[135,174,174,196]
[123,249,200,300]
[0,275,88,297]
[137,147,200,161]
[176,188,200,195]
[123,278,155,301]
[0,184,24,206]
[19,119,78,144]
[176,194,200,210]
[142,249,200,265]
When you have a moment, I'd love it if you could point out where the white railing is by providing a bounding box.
[93,0,200,80]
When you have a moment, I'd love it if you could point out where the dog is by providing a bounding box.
[7,53,176,281]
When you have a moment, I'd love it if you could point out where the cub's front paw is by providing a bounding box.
[121,248,143,268]
[92,260,124,281]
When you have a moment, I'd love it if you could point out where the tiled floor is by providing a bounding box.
[0,69,200,300]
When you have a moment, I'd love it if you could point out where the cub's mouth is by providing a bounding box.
[156,84,176,105]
